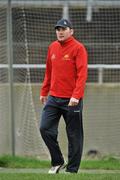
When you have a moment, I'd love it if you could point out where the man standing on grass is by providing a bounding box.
[40,18,88,174]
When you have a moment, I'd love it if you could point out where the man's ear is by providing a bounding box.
[70,29,74,35]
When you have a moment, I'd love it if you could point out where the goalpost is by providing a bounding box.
[0,0,120,159]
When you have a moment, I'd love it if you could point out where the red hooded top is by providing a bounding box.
[40,36,88,99]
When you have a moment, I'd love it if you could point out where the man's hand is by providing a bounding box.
[40,96,48,105]
[68,97,79,106]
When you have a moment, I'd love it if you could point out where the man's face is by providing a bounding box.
[56,27,73,42]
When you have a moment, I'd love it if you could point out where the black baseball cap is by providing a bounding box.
[55,18,73,29]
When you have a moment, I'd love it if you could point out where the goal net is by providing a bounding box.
[0,0,120,159]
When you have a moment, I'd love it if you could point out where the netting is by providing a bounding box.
[0,0,120,158]
[12,4,63,158]
[13,6,49,158]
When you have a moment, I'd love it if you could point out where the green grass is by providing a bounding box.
[0,155,50,168]
[0,155,120,180]
[81,157,120,170]
[0,173,120,180]
[0,155,120,170]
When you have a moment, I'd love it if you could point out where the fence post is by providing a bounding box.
[86,0,93,22]
[98,67,103,84]
[7,0,15,156]
[63,2,69,19]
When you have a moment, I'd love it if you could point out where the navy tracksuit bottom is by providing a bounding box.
[40,95,83,173]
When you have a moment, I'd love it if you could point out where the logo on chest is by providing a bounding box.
[51,54,56,60]
[63,54,70,61]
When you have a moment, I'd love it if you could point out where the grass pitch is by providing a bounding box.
[0,155,120,180]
